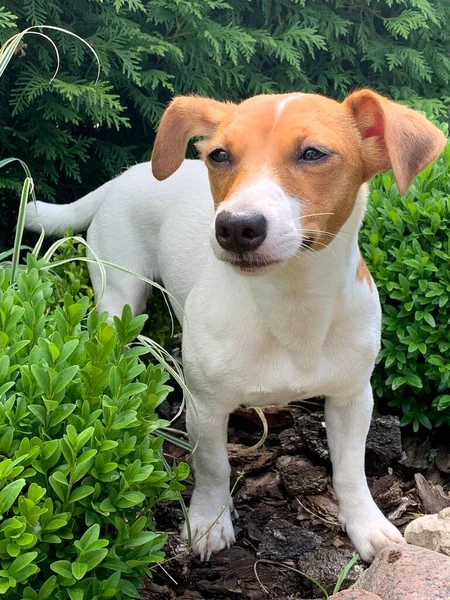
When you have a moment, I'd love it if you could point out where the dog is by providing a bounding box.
[25,89,446,563]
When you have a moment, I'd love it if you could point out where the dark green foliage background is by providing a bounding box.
[1,0,450,249]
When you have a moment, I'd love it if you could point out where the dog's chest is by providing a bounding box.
[183,259,379,407]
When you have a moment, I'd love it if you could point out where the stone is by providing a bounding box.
[257,518,321,560]
[353,543,450,600]
[330,592,382,600]
[297,548,365,593]
[279,456,328,497]
[404,507,450,555]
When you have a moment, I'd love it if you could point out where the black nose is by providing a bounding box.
[215,211,267,253]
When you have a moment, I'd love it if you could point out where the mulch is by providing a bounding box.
[142,390,450,600]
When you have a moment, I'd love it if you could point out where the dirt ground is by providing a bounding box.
[143,389,450,600]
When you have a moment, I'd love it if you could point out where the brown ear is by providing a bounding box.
[344,89,447,195]
[151,96,235,180]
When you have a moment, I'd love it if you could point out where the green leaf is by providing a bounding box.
[0,478,26,513]
[53,365,79,394]
[50,560,72,579]
[82,548,108,571]
[423,312,436,327]
[116,491,145,509]
[77,524,100,550]
[405,373,423,388]
[31,365,51,395]
[37,576,57,600]
[49,403,76,427]
[49,472,68,501]
[111,410,138,430]
[8,551,38,576]
[392,376,406,391]
[69,486,95,503]
[72,562,87,580]
[68,589,84,600]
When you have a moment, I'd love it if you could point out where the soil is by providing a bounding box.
[144,365,450,600]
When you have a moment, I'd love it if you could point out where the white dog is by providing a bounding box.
[25,89,446,563]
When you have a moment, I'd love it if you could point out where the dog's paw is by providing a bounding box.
[181,507,235,561]
[341,509,405,563]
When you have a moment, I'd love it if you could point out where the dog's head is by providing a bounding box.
[152,90,446,273]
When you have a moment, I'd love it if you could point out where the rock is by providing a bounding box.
[366,415,403,472]
[279,427,304,454]
[257,518,321,560]
[353,543,450,599]
[330,592,382,600]
[279,456,328,497]
[297,548,364,592]
[404,507,450,555]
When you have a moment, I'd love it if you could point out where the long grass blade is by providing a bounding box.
[0,25,101,82]
[332,553,360,594]
[11,177,33,282]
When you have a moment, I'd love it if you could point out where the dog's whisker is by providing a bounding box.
[292,212,335,221]
[301,229,353,247]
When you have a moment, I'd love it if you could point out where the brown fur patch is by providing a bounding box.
[356,255,373,291]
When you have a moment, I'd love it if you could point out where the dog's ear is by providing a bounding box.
[344,89,447,195]
[152,96,235,181]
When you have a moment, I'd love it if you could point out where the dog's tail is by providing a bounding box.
[24,183,109,237]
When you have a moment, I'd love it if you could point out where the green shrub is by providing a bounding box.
[0,254,189,599]
[1,0,450,249]
[361,132,450,432]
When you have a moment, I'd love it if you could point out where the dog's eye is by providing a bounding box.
[299,147,326,162]
[208,148,230,163]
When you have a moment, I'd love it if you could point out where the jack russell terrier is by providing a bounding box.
[25,89,446,563]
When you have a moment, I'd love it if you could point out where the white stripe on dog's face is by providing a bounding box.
[274,93,305,124]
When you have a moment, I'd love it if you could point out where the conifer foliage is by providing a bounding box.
[0,0,449,247]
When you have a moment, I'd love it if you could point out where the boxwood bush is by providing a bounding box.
[361,131,450,432]
[0,253,189,599]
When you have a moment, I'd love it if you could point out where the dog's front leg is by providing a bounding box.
[181,397,235,560]
[325,384,405,562]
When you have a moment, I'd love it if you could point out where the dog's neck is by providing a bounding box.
[241,185,369,355]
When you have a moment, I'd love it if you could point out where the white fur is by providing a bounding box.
[25,159,404,562]
[275,93,305,123]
